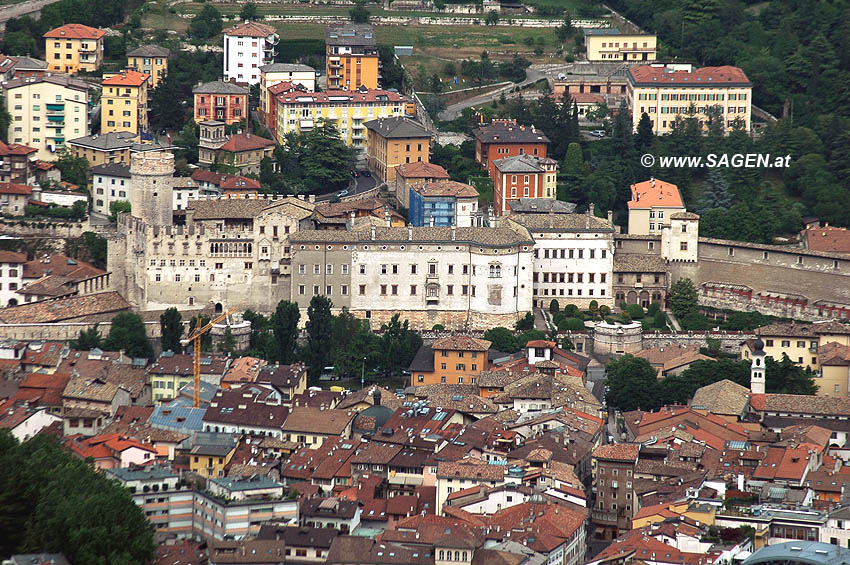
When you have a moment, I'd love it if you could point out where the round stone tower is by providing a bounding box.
[130,151,174,227]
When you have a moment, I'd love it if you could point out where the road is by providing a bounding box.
[0,0,61,29]
[314,171,378,202]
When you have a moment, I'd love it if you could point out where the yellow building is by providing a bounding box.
[44,23,105,74]
[627,178,686,235]
[741,321,850,376]
[584,29,656,62]
[274,88,408,150]
[3,75,90,160]
[101,70,150,136]
[626,64,752,134]
[325,23,380,90]
[364,116,432,183]
[127,45,170,89]
[819,343,850,398]
[190,444,235,478]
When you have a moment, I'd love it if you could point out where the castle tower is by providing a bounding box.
[750,336,766,395]
[662,212,700,262]
[130,151,174,227]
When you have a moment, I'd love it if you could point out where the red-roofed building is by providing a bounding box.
[588,526,723,565]
[394,161,450,209]
[627,178,686,235]
[0,141,38,184]
[472,119,550,179]
[263,80,306,133]
[101,70,150,136]
[65,433,157,469]
[197,122,275,176]
[593,443,641,539]
[0,182,32,216]
[802,223,850,255]
[223,22,279,85]
[627,63,752,134]
[44,24,106,73]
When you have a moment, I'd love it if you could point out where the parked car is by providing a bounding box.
[337,190,349,197]
[361,170,371,177]
[351,170,360,178]
[590,130,606,138]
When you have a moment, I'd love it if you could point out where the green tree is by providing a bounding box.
[272,300,300,364]
[190,5,223,40]
[108,200,131,222]
[239,2,260,21]
[0,431,155,563]
[485,10,499,25]
[304,295,333,380]
[605,354,660,411]
[661,358,751,405]
[430,73,443,93]
[697,169,733,213]
[70,324,102,350]
[219,327,237,354]
[81,232,107,268]
[636,112,653,149]
[3,31,38,58]
[174,120,199,164]
[330,308,379,378]
[515,312,535,331]
[484,327,519,353]
[766,354,818,395]
[0,96,10,142]
[377,314,422,377]
[349,1,370,23]
[55,149,89,188]
[670,278,699,319]
[549,299,559,313]
[104,312,153,359]
[159,307,182,353]
[149,73,187,132]
[555,13,572,42]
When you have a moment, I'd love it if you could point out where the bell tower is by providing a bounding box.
[750,336,766,395]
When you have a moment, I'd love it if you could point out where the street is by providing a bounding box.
[315,171,378,202]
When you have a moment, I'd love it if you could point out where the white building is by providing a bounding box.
[259,63,315,124]
[223,21,280,85]
[2,406,62,441]
[508,211,615,309]
[0,251,26,306]
[90,163,130,216]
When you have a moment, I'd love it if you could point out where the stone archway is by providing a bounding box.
[626,291,638,304]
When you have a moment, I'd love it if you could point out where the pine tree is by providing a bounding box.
[159,307,183,353]
[697,169,733,213]
[636,112,654,150]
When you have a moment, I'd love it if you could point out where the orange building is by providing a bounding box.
[44,23,105,74]
[325,23,379,90]
[471,119,550,179]
[193,81,249,125]
[409,335,491,387]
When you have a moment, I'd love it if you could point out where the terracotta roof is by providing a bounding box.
[44,23,105,39]
[396,161,449,179]
[220,175,261,190]
[437,459,504,481]
[219,133,275,153]
[22,253,102,280]
[593,443,640,462]
[414,180,479,199]
[613,253,668,273]
[275,88,407,105]
[0,182,32,195]
[224,21,277,38]
[326,536,432,565]
[628,178,684,209]
[289,224,534,247]
[509,213,613,232]
[0,291,129,323]
[803,225,850,253]
[628,64,751,87]
[0,141,37,156]
[753,393,850,416]
[0,251,26,263]
[671,212,700,220]
[102,70,148,87]
[432,335,491,352]
[753,320,850,337]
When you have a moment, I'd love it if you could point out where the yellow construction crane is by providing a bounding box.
[181,306,237,408]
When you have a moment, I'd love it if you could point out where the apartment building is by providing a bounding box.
[592,443,641,541]
[364,116,432,183]
[274,88,407,149]
[259,63,315,125]
[193,80,249,125]
[394,161,450,209]
[127,45,170,89]
[0,251,26,307]
[472,119,550,179]
[3,75,90,160]
[627,177,686,235]
[512,211,615,309]
[741,321,850,374]
[223,21,279,85]
[409,335,491,387]
[492,154,557,216]
[101,70,150,136]
[325,23,379,90]
[0,141,38,184]
[197,121,275,175]
[90,163,131,216]
[409,180,479,228]
[584,29,657,62]
[67,131,170,167]
[627,63,753,134]
[0,55,49,81]
[43,23,105,74]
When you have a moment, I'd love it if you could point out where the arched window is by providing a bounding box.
[439,551,444,560]
[455,551,460,561]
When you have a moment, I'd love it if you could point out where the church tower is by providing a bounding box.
[750,336,766,395]
[130,151,174,227]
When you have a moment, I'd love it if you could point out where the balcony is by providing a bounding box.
[46,103,64,113]
[46,121,64,128]
[266,34,280,46]
[47,114,64,122]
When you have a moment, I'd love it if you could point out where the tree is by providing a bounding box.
[0,96,10,142]
[55,149,89,187]
[149,73,187,132]
[272,300,300,364]
[239,2,260,21]
[377,314,422,378]
[190,5,223,40]
[349,1,370,23]
[484,327,519,353]
[697,169,733,213]
[766,354,818,395]
[0,431,155,563]
[636,112,654,149]
[430,73,443,93]
[555,13,572,42]
[605,354,660,412]
[104,312,153,359]
[70,324,102,350]
[515,312,535,331]
[549,299,559,313]
[485,10,499,25]
[330,308,379,378]
[219,327,237,354]
[670,278,699,319]
[174,120,199,164]
[159,307,182,353]
[661,358,751,405]
[304,295,333,380]
[108,200,131,222]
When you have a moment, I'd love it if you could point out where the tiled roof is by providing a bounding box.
[282,407,354,435]
[102,70,148,87]
[414,180,479,198]
[90,163,131,178]
[192,80,249,95]
[0,183,31,195]
[0,291,129,323]
[149,352,230,377]
[628,64,751,87]
[204,387,289,428]
[224,21,277,37]
[3,74,89,92]
[472,120,550,145]
[628,178,684,209]
[336,385,402,411]
[44,23,105,39]
[754,320,850,337]
[363,116,431,139]
[220,175,261,190]
[289,224,534,247]
[613,253,667,273]
[219,133,275,153]
[22,253,103,281]
[671,211,700,220]
[275,88,406,105]
[507,198,576,214]
[0,141,37,156]
[127,45,170,58]
[803,225,850,253]
[396,161,449,179]
[690,379,749,416]
[437,459,504,481]
[259,63,314,73]
[493,154,547,174]
[593,443,640,462]
[753,393,850,416]
[509,213,613,232]
[256,525,338,548]
[187,198,270,220]
[0,251,26,263]
[432,335,491,352]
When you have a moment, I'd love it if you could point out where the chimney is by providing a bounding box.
[607,210,613,225]
[650,177,656,188]
[589,203,595,217]
[373,388,381,406]
[408,225,413,241]
[349,210,356,230]
[451,224,456,241]
[370,225,376,240]
[429,215,435,228]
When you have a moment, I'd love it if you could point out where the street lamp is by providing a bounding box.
[361,357,366,389]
